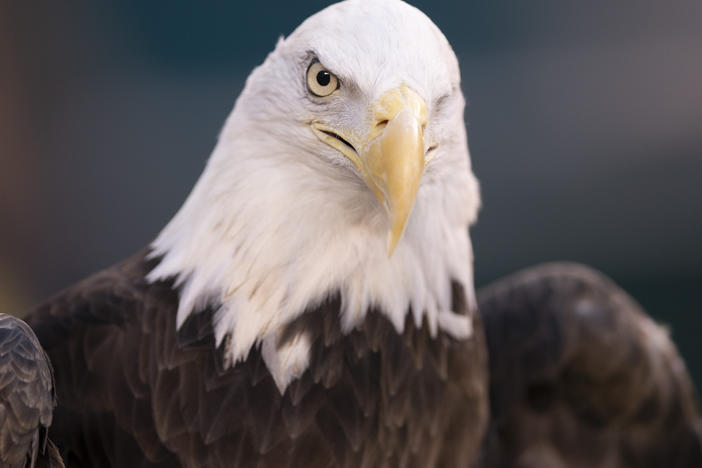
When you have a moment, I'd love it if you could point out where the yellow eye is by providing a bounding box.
[307,60,339,97]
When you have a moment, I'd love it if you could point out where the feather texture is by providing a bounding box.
[27,250,488,468]
[0,314,64,468]
[147,0,480,384]
[477,263,702,468]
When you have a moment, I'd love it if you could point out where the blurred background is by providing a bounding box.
[1,1,700,386]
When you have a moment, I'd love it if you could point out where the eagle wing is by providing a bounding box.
[477,263,702,468]
[0,313,63,468]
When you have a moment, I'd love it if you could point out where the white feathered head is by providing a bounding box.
[149,0,480,392]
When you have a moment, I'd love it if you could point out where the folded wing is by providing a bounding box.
[0,313,63,468]
[478,264,702,468]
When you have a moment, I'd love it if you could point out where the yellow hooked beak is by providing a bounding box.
[311,86,428,257]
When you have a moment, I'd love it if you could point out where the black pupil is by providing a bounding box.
[316,70,331,87]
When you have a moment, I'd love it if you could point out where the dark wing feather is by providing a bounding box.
[478,263,702,468]
[26,253,182,468]
[0,313,64,468]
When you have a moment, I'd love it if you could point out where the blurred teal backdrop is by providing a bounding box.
[1,1,700,386]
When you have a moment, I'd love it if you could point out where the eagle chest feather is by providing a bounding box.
[28,253,488,468]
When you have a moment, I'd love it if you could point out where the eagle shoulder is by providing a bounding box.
[478,263,702,467]
[26,250,182,467]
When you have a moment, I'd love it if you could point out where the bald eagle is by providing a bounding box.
[5,0,700,467]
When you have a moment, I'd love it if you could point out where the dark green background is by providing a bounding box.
[1,1,700,387]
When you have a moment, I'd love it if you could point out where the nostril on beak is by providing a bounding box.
[376,119,389,130]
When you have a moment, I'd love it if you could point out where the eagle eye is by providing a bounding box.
[307,60,339,97]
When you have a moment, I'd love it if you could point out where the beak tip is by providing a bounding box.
[386,229,402,259]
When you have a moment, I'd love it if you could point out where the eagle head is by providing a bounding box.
[148,0,480,392]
